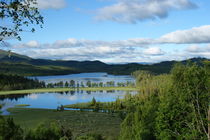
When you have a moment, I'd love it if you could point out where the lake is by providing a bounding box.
[30,72,135,84]
[0,73,136,115]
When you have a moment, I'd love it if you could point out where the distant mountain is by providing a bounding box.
[0,49,209,76]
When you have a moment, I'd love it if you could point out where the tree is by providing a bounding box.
[58,81,64,88]
[0,0,43,41]
[25,122,72,140]
[120,63,208,140]
[120,93,159,140]
[69,80,75,88]
[156,63,209,139]
[76,82,79,88]
[86,81,91,87]
[80,82,85,88]
[99,82,103,87]
[65,81,69,87]
[0,117,23,140]
[91,97,96,106]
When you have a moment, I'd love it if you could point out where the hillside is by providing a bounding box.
[0,49,209,76]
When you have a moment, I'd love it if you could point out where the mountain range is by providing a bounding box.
[0,49,209,76]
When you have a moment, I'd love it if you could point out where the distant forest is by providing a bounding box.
[0,74,45,91]
[0,49,209,76]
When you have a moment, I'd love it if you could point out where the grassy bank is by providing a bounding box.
[6,108,122,139]
[15,104,30,107]
[64,102,111,110]
[0,87,137,95]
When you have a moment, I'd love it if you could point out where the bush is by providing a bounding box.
[0,117,23,140]
[76,133,104,140]
[25,122,72,140]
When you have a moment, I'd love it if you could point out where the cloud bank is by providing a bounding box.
[9,25,210,63]
[95,0,197,23]
[158,25,210,44]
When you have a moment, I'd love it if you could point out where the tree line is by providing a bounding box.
[0,74,135,91]
[46,80,135,88]
[0,74,45,91]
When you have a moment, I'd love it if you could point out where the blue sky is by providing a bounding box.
[2,0,210,63]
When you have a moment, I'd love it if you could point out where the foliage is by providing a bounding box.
[119,63,209,140]
[156,63,209,139]
[0,74,45,91]
[0,116,72,140]
[25,122,72,140]
[0,117,23,140]
[0,0,43,41]
[119,72,170,140]
[76,133,104,140]
[91,97,96,106]
[6,108,122,140]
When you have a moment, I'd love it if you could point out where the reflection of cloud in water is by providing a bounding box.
[67,96,78,101]
[28,94,38,100]
[56,94,90,101]
[56,94,78,101]
[82,96,88,100]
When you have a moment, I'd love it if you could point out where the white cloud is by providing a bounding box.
[158,25,210,44]
[10,25,210,51]
[95,0,197,23]
[9,25,210,63]
[26,41,39,47]
[36,0,67,9]
[143,47,165,55]
[185,44,210,58]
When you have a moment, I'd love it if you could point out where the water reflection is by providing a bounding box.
[0,90,137,115]
[0,94,30,101]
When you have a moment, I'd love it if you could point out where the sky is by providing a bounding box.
[1,0,210,63]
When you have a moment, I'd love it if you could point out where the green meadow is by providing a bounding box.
[6,108,122,140]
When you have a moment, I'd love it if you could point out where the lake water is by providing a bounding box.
[30,72,135,84]
[0,73,136,115]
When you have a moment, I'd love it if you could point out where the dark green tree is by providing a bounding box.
[69,80,75,88]
[65,81,69,87]
[86,81,91,87]
[0,117,23,140]
[25,122,72,140]
[80,82,85,88]
[91,97,96,106]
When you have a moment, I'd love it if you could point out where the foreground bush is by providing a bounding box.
[0,117,72,140]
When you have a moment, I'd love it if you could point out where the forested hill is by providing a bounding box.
[0,49,209,76]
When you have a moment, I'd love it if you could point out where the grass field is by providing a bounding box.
[14,104,30,107]
[6,108,122,140]
[0,87,138,95]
